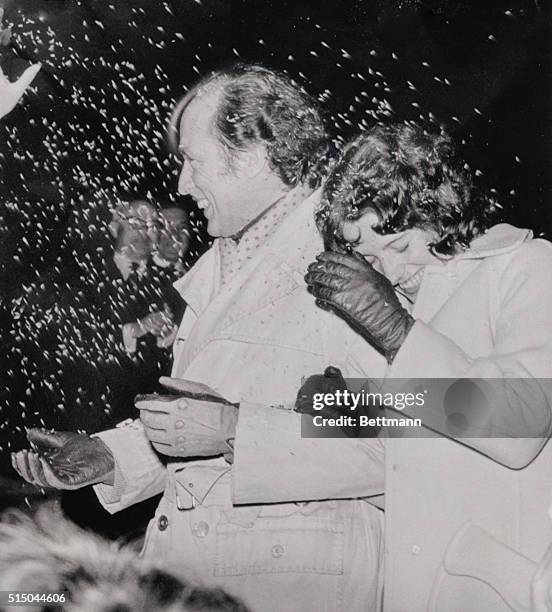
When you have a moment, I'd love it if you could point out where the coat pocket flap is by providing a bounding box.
[442,521,537,612]
[214,516,344,577]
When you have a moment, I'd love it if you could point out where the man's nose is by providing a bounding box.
[177,162,193,195]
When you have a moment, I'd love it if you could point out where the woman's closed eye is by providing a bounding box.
[391,241,409,253]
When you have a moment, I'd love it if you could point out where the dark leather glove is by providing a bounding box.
[11,429,115,490]
[295,366,349,418]
[305,251,415,364]
[295,366,363,438]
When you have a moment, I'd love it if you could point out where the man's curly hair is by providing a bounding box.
[168,63,331,189]
[316,123,498,255]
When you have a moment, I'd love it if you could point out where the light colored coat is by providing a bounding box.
[382,224,552,612]
[94,190,388,612]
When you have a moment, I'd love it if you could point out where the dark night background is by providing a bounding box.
[0,0,550,511]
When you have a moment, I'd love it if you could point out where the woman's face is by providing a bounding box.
[341,211,443,297]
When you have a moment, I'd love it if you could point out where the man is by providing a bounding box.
[108,200,182,355]
[152,205,190,276]
[13,65,387,612]
[108,199,158,279]
[55,195,182,540]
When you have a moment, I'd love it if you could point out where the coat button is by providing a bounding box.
[191,521,210,538]
[158,515,169,531]
[178,399,188,410]
[176,435,186,450]
[271,544,285,558]
[175,419,185,429]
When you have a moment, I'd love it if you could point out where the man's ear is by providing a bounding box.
[234,144,268,179]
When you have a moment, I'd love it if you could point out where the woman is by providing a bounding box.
[304,123,552,611]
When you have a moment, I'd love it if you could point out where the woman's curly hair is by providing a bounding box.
[316,123,498,255]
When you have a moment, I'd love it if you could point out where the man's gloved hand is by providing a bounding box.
[295,366,365,437]
[136,377,239,459]
[11,429,115,490]
[295,366,349,418]
[305,251,415,364]
[158,376,239,406]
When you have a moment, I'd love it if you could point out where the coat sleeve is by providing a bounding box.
[92,419,167,513]
[230,297,389,505]
[231,402,384,505]
[387,239,552,469]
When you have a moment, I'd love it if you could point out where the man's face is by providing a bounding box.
[342,211,442,297]
[176,88,265,237]
[115,201,157,264]
[117,230,151,263]
[158,207,189,263]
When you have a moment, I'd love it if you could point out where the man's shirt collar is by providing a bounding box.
[217,184,314,285]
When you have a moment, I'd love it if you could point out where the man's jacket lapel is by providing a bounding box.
[172,189,321,373]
